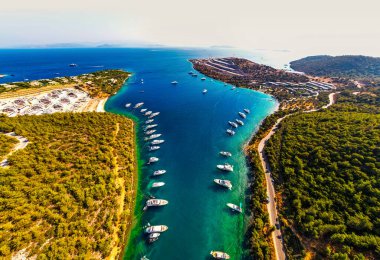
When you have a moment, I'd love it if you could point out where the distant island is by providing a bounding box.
[290,55,380,85]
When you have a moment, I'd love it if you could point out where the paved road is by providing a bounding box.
[0,132,29,167]
[257,92,338,260]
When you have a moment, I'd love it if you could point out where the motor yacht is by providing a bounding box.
[226,129,235,136]
[145,129,156,135]
[145,225,168,233]
[141,108,147,113]
[153,170,166,176]
[214,179,232,190]
[236,119,244,126]
[134,102,144,108]
[145,111,152,116]
[220,151,232,157]
[149,112,160,118]
[217,163,234,172]
[238,112,246,119]
[203,89,208,94]
[145,199,168,208]
[226,203,243,213]
[210,251,230,259]
[151,182,165,188]
[149,146,160,151]
[244,108,250,114]
[147,157,159,164]
[228,121,238,128]
[125,103,132,108]
[151,139,164,145]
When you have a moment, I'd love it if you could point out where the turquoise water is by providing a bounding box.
[0,48,278,259]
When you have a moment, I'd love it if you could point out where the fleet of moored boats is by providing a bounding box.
[126,73,252,259]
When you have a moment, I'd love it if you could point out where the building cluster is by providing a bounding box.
[0,88,90,117]
[262,80,336,97]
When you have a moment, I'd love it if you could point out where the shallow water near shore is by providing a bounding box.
[0,48,278,259]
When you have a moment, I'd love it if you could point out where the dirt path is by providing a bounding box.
[257,92,338,260]
[0,132,29,167]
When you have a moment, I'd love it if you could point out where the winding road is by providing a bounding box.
[257,92,338,260]
[0,132,29,167]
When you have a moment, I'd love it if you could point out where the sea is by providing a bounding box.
[0,48,279,259]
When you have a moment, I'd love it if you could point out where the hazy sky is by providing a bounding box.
[1,0,379,56]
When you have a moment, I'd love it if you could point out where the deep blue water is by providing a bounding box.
[0,48,277,259]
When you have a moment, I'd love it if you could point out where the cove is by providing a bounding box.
[104,49,278,259]
[0,48,278,259]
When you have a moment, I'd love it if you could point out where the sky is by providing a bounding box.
[1,0,379,57]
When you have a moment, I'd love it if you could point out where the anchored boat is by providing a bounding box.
[171,81,178,84]
[217,163,234,172]
[145,119,154,124]
[228,121,238,128]
[226,129,235,136]
[220,151,232,157]
[203,89,208,94]
[227,203,243,213]
[147,157,159,164]
[145,129,156,135]
[238,112,246,119]
[236,119,244,126]
[210,251,230,259]
[125,103,132,108]
[151,182,165,188]
[145,134,162,141]
[149,112,160,118]
[141,108,147,113]
[145,124,157,130]
[148,233,160,243]
[153,170,166,176]
[214,179,232,190]
[151,139,164,145]
[145,225,168,233]
[149,146,160,151]
[145,199,168,208]
[134,102,144,108]
[244,108,250,114]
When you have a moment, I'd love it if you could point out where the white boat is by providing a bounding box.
[210,251,230,259]
[145,111,152,116]
[125,103,132,108]
[171,81,178,84]
[236,119,244,126]
[226,203,243,213]
[238,112,246,119]
[153,170,166,176]
[151,182,165,188]
[141,108,147,113]
[151,139,164,145]
[145,225,168,233]
[145,129,157,135]
[231,87,236,90]
[228,121,238,128]
[148,233,160,243]
[149,112,160,118]
[220,151,232,157]
[147,157,159,164]
[244,108,250,114]
[69,63,77,67]
[217,163,234,172]
[214,179,232,190]
[145,124,157,130]
[201,77,206,81]
[134,102,144,108]
[203,89,208,94]
[226,129,235,136]
[145,119,154,124]
[145,199,168,207]
[149,146,160,151]
[145,134,162,141]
